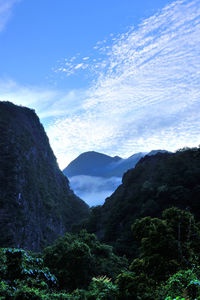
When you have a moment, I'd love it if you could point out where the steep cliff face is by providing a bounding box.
[0,101,89,251]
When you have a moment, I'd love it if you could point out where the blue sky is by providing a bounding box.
[0,0,200,168]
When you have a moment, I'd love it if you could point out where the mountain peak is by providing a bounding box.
[63,151,122,177]
[147,149,170,156]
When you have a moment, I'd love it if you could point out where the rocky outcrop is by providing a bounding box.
[0,101,89,251]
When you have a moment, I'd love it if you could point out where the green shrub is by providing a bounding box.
[87,276,118,300]
[13,285,41,300]
[157,269,200,299]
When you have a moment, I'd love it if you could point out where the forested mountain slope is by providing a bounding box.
[0,101,89,251]
[85,147,200,256]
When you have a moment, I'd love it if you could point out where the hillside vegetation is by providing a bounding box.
[1,102,200,299]
[1,206,200,299]
[84,147,200,257]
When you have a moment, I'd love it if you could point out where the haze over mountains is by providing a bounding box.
[63,150,168,206]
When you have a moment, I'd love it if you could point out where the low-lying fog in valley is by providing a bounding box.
[69,175,122,206]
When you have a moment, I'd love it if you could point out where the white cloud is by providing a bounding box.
[55,55,90,77]
[47,0,200,168]
[1,0,200,170]
[0,79,87,119]
[0,0,20,32]
[74,63,84,70]
[69,175,121,206]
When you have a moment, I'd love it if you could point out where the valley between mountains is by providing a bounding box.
[63,150,168,206]
[1,101,200,299]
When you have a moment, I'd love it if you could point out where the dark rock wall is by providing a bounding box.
[0,101,89,251]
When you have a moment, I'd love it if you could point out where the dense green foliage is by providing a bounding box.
[42,230,127,291]
[84,147,200,257]
[126,207,200,298]
[112,207,200,299]
[0,243,123,299]
[0,248,58,299]
[1,207,200,299]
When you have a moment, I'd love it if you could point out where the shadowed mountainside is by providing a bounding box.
[0,101,89,251]
[63,151,146,178]
[63,150,168,206]
[83,147,200,257]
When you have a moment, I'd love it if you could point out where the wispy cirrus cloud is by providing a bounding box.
[0,79,87,119]
[47,0,200,168]
[0,0,20,32]
[1,0,200,169]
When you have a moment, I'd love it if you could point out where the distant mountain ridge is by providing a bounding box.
[63,150,169,206]
[63,151,122,177]
[63,150,169,178]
